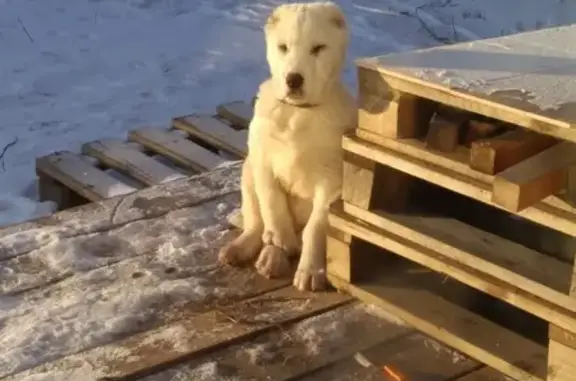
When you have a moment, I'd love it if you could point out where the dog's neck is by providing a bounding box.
[278,99,319,109]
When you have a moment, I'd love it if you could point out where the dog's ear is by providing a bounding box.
[265,9,280,30]
[331,14,346,29]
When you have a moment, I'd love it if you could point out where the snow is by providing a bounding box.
[1,0,576,227]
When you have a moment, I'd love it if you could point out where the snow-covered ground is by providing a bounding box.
[1,0,576,227]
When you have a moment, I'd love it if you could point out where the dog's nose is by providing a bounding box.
[286,72,304,90]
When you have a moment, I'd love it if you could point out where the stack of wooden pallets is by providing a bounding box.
[328,27,576,381]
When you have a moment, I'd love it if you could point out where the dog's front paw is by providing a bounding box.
[255,245,292,278]
[262,229,300,254]
[293,263,327,292]
[218,232,262,267]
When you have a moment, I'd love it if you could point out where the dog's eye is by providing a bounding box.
[278,44,288,53]
[310,44,326,56]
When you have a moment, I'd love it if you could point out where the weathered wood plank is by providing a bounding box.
[0,162,242,259]
[343,134,576,237]
[329,207,576,336]
[328,263,547,381]
[0,193,238,295]
[129,128,225,172]
[135,302,411,381]
[492,141,576,212]
[0,199,297,378]
[455,367,510,381]
[470,129,558,175]
[297,332,479,381]
[36,151,139,202]
[356,26,576,141]
[173,115,247,158]
[216,101,253,129]
[5,287,351,381]
[82,139,187,186]
[342,202,573,305]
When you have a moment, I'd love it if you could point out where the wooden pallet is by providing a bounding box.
[36,100,253,211]
[0,163,512,381]
[328,30,576,381]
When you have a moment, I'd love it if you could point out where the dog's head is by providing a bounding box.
[264,2,349,107]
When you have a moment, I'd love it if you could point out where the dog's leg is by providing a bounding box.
[253,167,298,278]
[219,160,264,266]
[293,189,331,291]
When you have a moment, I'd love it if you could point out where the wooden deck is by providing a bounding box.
[0,163,509,381]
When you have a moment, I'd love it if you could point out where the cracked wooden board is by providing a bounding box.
[0,162,242,256]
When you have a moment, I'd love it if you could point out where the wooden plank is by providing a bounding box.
[328,208,576,335]
[343,134,576,237]
[5,287,351,381]
[0,193,240,295]
[129,127,225,172]
[0,162,242,258]
[173,114,248,158]
[470,129,558,175]
[355,27,576,142]
[297,332,479,381]
[548,340,576,381]
[425,111,463,152]
[456,367,511,381]
[358,67,436,139]
[35,150,138,202]
[492,141,576,212]
[82,139,187,186]
[217,101,253,129]
[462,119,503,147]
[327,263,547,381]
[149,302,413,381]
[342,201,573,308]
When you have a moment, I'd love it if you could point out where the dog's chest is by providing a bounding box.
[258,111,342,197]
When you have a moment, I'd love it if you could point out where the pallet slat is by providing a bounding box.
[173,114,248,158]
[36,151,138,201]
[82,139,187,186]
[327,258,547,381]
[342,202,573,307]
[329,206,576,336]
[217,101,253,129]
[492,141,576,212]
[5,287,351,381]
[129,127,224,172]
[344,134,576,237]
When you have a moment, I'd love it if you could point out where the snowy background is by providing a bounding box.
[1,0,576,227]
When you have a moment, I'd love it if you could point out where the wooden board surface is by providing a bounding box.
[0,161,243,254]
[0,162,510,381]
[216,100,253,129]
[173,114,248,158]
[82,139,187,186]
[345,133,576,237]
[327,265,546,381]
[36,150,139,201]
[129,127,225,172]
[329,205,576,335]
[357,25,576,141]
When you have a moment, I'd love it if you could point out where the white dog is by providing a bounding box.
[219,2,357,292]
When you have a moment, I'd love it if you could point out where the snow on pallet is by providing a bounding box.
[0,163,510,381]
[331,25,576,381]
[35,100,252,211]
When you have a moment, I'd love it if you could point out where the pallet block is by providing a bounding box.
[36,100,252,210]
